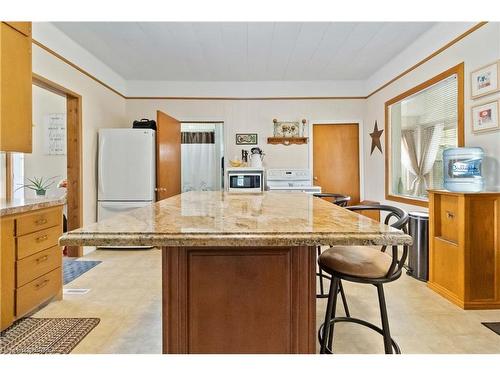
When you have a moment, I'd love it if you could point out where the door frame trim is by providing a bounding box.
[308,120,365,202]
[32,73,83,257]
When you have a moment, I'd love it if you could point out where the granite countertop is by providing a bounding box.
[0,196,66,217]
[60,191,412,247]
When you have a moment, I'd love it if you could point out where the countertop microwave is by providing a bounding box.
[226,167,264,193]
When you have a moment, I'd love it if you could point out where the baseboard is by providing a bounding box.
[428,282,465,308]
[428,282,500,310]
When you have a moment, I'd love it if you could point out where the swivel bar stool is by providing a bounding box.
[318,204,409,354]
[313,193,351,317]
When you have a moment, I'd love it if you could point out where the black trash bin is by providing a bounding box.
[406,211,429,281]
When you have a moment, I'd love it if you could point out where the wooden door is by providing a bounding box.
[313,123,360,205]
[0,22,32,153]
[156,110,181,201]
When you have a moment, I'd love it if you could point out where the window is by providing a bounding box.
[385,63,464,207]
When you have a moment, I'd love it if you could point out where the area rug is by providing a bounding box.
[482,322,500,335]
[0,317,100,354]
[63,259,102,285]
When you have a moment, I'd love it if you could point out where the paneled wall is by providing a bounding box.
[126,98,365,170]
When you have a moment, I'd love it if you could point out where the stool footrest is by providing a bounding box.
[318,316,401,354]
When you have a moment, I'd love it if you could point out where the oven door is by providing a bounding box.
[228,173,262,192]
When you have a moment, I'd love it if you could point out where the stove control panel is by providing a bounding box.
[266,168,311,181]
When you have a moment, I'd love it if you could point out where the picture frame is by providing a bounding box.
[235,133,258,145]
[273,121,301,138]
[471,100,499,133]
[470,61,500,99]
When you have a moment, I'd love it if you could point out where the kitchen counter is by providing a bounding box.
[60,191,410,247]
[59,191,411,354]
[0,196,66,217]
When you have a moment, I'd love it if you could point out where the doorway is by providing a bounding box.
[4,75,82,256]
[312,123,360,205]
[155,113,224,200]
[31,74,83,257]
[181,122,224,192]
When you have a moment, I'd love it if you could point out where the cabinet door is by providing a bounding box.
[0,22,32,153]
[4,22,32,37]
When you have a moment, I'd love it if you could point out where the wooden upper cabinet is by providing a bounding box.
[4,22,32,37]
[0,21,33,153]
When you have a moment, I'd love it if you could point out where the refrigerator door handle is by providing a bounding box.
[98,137,105,196]
[99,202,148,211]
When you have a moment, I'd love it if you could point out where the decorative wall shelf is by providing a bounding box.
[267,137,308,145]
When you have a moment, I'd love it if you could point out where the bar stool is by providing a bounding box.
[313,193,351,317]
[318,204,409,354]
[313,193,350,207]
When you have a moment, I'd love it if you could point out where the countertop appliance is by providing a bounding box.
[97,128,156,223]
[249,147,264,168]
[226,167,264,193]
[265,168,321,194]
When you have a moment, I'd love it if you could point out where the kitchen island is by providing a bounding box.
[59,191,411,354]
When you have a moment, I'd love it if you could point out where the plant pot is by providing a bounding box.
[36,189,46,196]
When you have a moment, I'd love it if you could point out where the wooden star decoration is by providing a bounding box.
[369,121,384,155]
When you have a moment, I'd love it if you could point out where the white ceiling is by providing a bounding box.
[52,22,435,81]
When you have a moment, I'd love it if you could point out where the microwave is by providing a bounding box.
[227,168,264,193]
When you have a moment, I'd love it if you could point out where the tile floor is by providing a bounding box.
[34,248,500,354]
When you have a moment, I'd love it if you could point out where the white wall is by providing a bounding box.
[33,23,127,95]
[32,44,128,226]
[22,85,67,199]
[363,22,500,212]
[126,98,365,171]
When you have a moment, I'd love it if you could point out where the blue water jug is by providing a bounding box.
[443,147,484,192]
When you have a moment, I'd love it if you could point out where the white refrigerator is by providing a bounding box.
[97,128,156,222]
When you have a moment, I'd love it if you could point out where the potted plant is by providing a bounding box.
[16,176,58,197]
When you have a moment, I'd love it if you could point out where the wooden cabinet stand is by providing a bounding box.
[428,190,500,309]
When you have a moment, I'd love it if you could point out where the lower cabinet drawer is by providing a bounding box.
[16,207,62,236]
[16,225,61,260]
[16,267,61,318]
[16,245,62,287]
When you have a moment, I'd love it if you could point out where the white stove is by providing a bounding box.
[265,168,321,194]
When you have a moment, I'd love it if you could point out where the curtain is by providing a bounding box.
[401,123,444,196]
[181,131,217,192]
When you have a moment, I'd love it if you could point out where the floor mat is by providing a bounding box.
[63,259,102,285]
[0,317,100,354]
[482,322,500,335]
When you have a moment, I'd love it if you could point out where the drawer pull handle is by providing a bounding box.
[35,235,48,242]
[35,218,48,225]
[35,279,50,289]
[446,211,455,219]
[36,255,49,263]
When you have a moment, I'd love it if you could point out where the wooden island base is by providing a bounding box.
[162,246,317,354]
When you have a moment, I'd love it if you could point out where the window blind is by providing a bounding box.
[400,74,458,131]
[391,73,459,197]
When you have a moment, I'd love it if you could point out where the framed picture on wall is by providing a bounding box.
[470,61,499,99]
[471,100,499,133]
[235,133,258,145]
